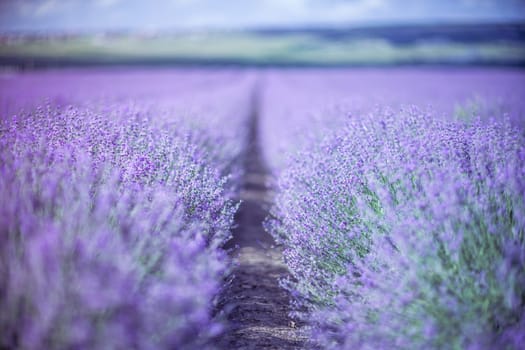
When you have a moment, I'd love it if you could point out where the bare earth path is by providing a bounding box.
[218,98,306,349]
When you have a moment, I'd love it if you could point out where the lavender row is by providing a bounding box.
[262,69,525,349]
[0,69,245,118]
[260,69,525,172]
[0,71,254,349]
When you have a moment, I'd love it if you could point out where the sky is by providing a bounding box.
[1,0,525,32]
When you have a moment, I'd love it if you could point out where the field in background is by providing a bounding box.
[1,23,524,67]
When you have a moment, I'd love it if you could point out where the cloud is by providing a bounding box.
[169,0,390,27]
[94,0,122,7]
[32,0,60,16]
[1,0,524,32]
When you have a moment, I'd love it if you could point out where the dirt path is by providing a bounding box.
[218,96,306,349]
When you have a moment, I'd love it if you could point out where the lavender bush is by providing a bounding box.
[259,69,525,172]
[0,72,252,349]
[262,70,525,349]
[308,113,524,349]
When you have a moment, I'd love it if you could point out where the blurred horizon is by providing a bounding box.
[1,1,525,67]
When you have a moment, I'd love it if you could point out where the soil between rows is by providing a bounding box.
[217,98,306,349]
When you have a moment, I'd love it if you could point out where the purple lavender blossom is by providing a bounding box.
[262,69,525,350]
[0,70,254,349]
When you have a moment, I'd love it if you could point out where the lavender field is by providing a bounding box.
[0,69,253,349]
[1,67,525,350]
[261,69,525,349]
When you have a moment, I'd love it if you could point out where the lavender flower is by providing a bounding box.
[262,69,525,349]
[0,71,254,349]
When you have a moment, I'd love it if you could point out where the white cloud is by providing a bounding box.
[94,0,122,8]
[170,0,389,27]
[2,0,524,31]
[251,0,388,25]
[32,0,61,16]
